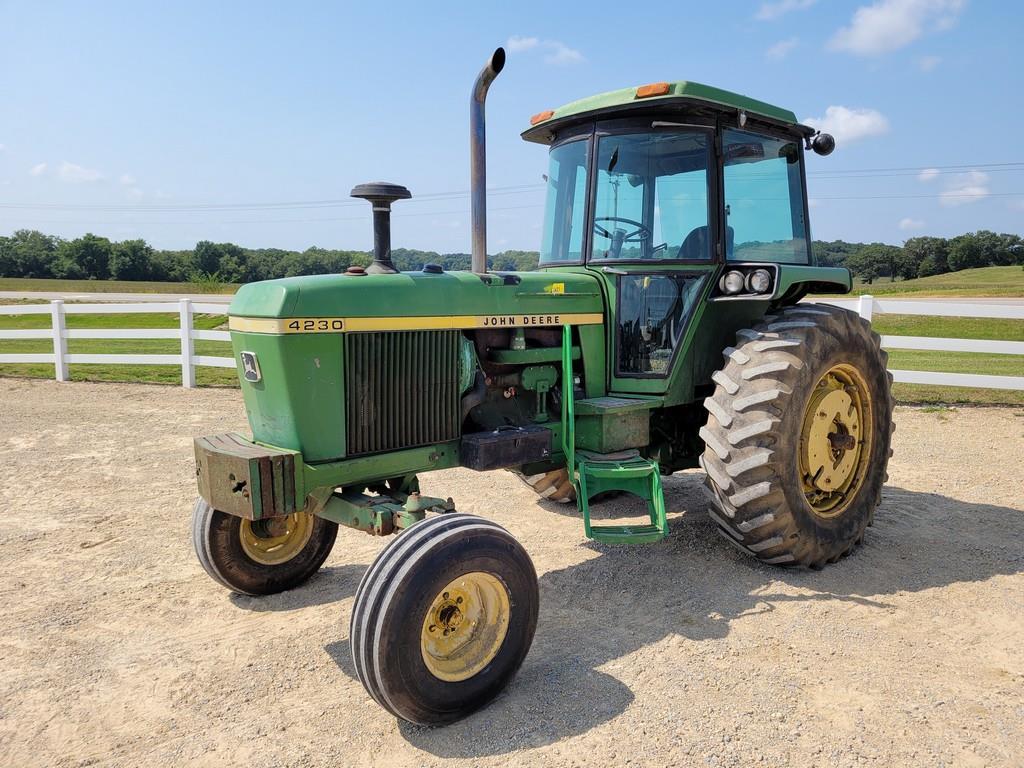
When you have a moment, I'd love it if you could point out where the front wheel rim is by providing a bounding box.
[239,512,314,565]
[798,363,874,518]
[420,572,511,682]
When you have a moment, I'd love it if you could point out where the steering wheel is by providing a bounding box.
[593,216,652,242]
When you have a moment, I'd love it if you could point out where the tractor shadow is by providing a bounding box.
[331,474,1024,757]
[229,563,367,612]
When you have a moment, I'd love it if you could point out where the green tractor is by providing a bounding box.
[191,48,893,725]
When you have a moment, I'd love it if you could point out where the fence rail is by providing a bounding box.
[0,299,233,387]
[814,295,1024,391]
[0,295,1021,391]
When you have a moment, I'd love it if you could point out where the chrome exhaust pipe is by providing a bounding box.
[470,47,505,275]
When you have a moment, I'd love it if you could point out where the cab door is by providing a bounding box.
[584,122,721,397]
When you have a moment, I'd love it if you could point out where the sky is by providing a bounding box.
[0,0,1021,254]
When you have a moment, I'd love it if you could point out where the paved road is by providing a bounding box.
[0,290,235,303]
[807,296,1024,305]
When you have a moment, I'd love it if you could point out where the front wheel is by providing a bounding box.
[191,499,338,595]
[350,514,539,725]
[699,304,894,568]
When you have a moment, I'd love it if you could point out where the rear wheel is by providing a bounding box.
[191,499,338,595]
[350,514,538,725]
[699,304,894,568]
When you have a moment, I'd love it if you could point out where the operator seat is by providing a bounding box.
[677,225,734,260]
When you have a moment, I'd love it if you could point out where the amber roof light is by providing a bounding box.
[530,109,555,125]
[635,82,671,99]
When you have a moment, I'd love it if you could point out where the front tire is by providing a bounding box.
[350,514,539,725]
[191,499,338,595]
[699,304,894,568]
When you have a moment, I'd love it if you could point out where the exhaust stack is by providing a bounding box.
[470,47,506,275]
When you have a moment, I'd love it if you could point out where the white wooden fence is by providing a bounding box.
[0,295,1021,391]
[0,299,234,388]
[815,295,1024,391]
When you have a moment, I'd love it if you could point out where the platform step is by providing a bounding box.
[589,523,666,545]
[576,455,668,545]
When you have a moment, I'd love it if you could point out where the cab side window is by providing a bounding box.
[722,128,810,264]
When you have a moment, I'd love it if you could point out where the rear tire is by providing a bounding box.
[510,467,576,503]
[191,498,338,595]
[699,304,894,568]
[350,514,539,725]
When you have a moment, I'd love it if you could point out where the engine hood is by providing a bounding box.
[227,270,605,331]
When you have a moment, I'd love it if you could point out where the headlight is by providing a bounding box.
[719,270,745,295]
[745,268,772,294]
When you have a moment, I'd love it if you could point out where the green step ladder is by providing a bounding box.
[560,326,668,545]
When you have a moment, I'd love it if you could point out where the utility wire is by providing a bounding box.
[2,162,1022,215]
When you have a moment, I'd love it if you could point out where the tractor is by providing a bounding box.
[191,47,893,725]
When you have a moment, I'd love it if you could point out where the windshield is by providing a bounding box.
[591,131,711,261]
[539,138,589,264]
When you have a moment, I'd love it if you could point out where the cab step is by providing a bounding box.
[559,326,668,545]
[576,454,668,545]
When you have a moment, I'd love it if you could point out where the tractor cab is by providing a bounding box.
[523,81,839,395]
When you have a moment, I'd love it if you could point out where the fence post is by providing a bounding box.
[858,294,874,323]
[51,300,68,381]
[180,298,195,388]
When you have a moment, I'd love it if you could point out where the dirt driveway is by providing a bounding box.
[1,379,1022,768]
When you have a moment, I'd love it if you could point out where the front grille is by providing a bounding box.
[345,330,461,456]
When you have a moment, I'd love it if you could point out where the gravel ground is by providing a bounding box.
[0,379,1022,768]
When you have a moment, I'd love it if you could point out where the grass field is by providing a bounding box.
[843,266,1024,297]
[0,304,1020,404]
[0,276,238,294]
[0,311,237,386]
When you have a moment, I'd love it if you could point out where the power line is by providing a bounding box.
[2,161,1023,215]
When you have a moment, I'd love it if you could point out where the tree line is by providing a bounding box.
[0,230,539,283]
[0,228,1020,285]
[814,231,1023,283]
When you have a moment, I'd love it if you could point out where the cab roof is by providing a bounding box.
[521,80,807,145]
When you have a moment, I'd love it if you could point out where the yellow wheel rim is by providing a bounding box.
[420,572,511,683]
[239,512,314,565]
[798,363,874,518]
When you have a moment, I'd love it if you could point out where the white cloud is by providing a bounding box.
[506,35,584,65]
[0,143,5,152]
[506,35,539,52]
[119,173,136,186]
[899,217,925,230]
[545,42,584,65]
[829,0,965,56]
[918,167,940,182]
[756,0,817,21]
[58,161,102,183]
[808,198,821,208]
[940,170,990,207]
[802,106,890,145]
[766,37,799,60]
[29,162,47,176]
[918,54,942,71]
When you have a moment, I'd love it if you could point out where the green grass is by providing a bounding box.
[0,276,239,294]
[843,266,1024,297]
[873,313,1023,406]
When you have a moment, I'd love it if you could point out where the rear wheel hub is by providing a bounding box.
[798,364,873,518]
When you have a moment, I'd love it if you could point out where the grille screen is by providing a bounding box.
[345,330,461,456]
